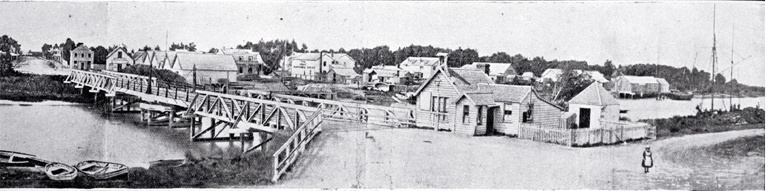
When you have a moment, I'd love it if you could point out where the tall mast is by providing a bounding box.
[730,24,734,109]
[710,4,717,110]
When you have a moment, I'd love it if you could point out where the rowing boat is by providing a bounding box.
[74,160,129,180]
[44,162,78,181]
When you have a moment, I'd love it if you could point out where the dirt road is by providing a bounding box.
[13,58,70,75]
[272,120,764,189]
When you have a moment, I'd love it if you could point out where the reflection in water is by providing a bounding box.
[0,102,241,167]
[617,96,765,120]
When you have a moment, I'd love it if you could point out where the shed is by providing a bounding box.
[568,82,620,129]
[656,78,670,93]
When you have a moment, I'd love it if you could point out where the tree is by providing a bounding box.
[551,66,594,107]
[61,38,75,62]
[0,35,21,73]
[41,43,52,53]
[140,45,152,51]
[90,46,109,65]
[154,46,161,51]
[600,60,616,79]
[185,42,197,52]
[208,48,218,54]
[714,73,726,85]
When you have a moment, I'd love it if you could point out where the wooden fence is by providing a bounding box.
[519,121,655,146]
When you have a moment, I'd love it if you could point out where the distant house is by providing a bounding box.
[168,54,239,85]
[413,66,565,136]
[567,82,620,129]
[539,68,563,82]
[327,68,360,85]
[50,47,63,63]
[220,48,264,76]
[362,65,413,84]
[398,57,442,79]
[656,78,670,93]
[613,75,668,98]
[105,48,134,72]
[282,52,356,80]
[69,44,94,70]
[461,62,517,83]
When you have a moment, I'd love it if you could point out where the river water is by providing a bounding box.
[0,101,239,167]
[618,96,765,120]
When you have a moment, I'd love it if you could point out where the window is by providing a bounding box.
[523,103,534,123]
[504,110,513,122]
[88,54,91,57]
[420,66,424,69]
[118,52,122,58]
[239,56,243,61]
[431,96,448,121]
[462,105,470,124]
[239,67,243,74]
[248,67,253,73]
[477,107,483,125]
[248,56,252,61]
[323,61,327,66]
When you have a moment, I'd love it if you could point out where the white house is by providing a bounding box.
[398,57,441,79]
[220,48,265,76]
[105,48,134,72]
[283,52,356,80]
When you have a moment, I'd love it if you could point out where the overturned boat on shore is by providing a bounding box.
[75,160,129,180]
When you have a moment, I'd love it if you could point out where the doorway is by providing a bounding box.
[486,107,496,135]
[579,108,591,128]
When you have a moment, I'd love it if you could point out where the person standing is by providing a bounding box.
[642,146,654,173]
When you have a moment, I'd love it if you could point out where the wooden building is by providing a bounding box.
[105,48,134,72]
[613,75,667,98]
[567,82,620,129]
[413,67,565,136]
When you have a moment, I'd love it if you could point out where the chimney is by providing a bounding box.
[436,52,449,76]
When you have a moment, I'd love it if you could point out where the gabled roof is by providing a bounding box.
[413,67,493,97]
[470,62,516,76]
[540,68,563,78]
[330,68,360,77]
[459,92,496,105]
[478,84,532,103]
[582,70,608,83]
[522,72,535,77]
[447,68,494,90]
[174,54,238,71]
[399,57,441,67]
[106,47,129,59]
[656,78,669,85]
[72,44,91,52]
[569,82,619,106]
[132,51,148,62]
[621,75,660,84]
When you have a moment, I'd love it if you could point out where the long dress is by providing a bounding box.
[642,151,653,168]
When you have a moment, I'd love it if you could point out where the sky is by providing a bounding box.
[0,1,764,86]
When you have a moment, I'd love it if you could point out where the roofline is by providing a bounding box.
[532,90,565,111]
[413,68,463,98]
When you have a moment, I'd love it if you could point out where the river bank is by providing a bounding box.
[0,72,92,103]
[0,99,287,188]
[641,107,765,138]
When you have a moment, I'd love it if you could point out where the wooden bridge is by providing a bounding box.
[63,69,423,181]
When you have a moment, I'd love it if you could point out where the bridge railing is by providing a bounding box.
[271,109,323,182]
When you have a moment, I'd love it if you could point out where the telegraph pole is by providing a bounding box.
[710,4,717,110]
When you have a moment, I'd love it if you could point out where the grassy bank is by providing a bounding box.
[0,72,91,103]
[642,107,765,138]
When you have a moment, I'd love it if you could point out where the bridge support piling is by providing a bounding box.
[168,108,175,128]
[189,116,196,140]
